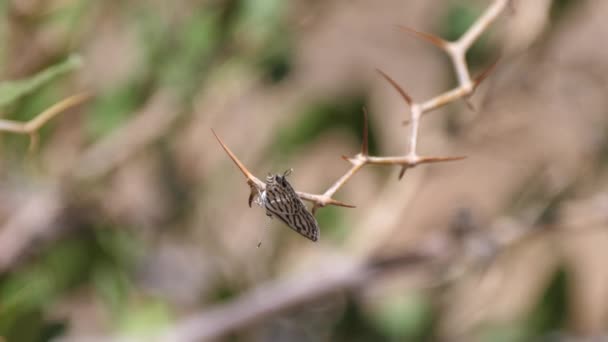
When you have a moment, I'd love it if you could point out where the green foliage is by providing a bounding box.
[0,2,8,71]
[233,0,286,47]
[332,296,391,342]
[0,237,96,337]
[369,292,435,341]
[232,0,293,82]
[117,298,172,336]
[477,322,529,342]
[332,292,436,342]
[525,267,569,338]
[0,55,82,107]
[156,9,222,95]
[0,229,143,339]
[87,81,147,138]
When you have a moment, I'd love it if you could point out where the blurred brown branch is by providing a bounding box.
[0,187,67,272]
[0,92,92,151]
[157,193,608,342]
[159,251,435,342]
[0,90,179,273]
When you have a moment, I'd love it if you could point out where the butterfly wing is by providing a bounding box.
[264,175,320,242]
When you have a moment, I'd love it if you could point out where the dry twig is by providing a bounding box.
[0,90,180,272]
[0,92,92,151]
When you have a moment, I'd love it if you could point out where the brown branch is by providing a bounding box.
[73,91,179,181]
[398,1,508,124]
[212,129,355,210]
[0,92,92,150]
[147,216,594,342]
[0,187,67,273]
[158,250,435,342]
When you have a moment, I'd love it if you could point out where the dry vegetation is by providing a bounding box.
[1,0,608,341]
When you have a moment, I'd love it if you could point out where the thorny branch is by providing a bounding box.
[213,0,509,213]
[161,1,515,340]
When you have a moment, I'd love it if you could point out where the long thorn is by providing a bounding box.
[398,166,408,180]
[376,68,413,105]
[326,198,357,208]
[212,129,262,188]
[417,155,467,164]
[397,25,448,49]
[473,58,500,89]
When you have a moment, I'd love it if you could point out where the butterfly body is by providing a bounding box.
[262,171,319,242]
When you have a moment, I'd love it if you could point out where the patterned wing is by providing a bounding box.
[264,174,320,242]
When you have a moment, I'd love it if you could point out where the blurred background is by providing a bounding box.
[1,0,608,341]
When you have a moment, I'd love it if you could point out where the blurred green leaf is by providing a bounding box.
[0,229,142,337]
[0,2,8,72]
[0,237,95,336]
[370,292,435,341]
[93,263,131,317]
[477,321,528,342]
[332,296,390,342]
[525,267,569,337]
[159,9,221,95]
[87,81,146,138]
[3,310,67,342]
[118,298,172,336]
[0,55,82,107]
[234,0,285,47]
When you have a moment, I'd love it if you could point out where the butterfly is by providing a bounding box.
[257,169,320,242]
